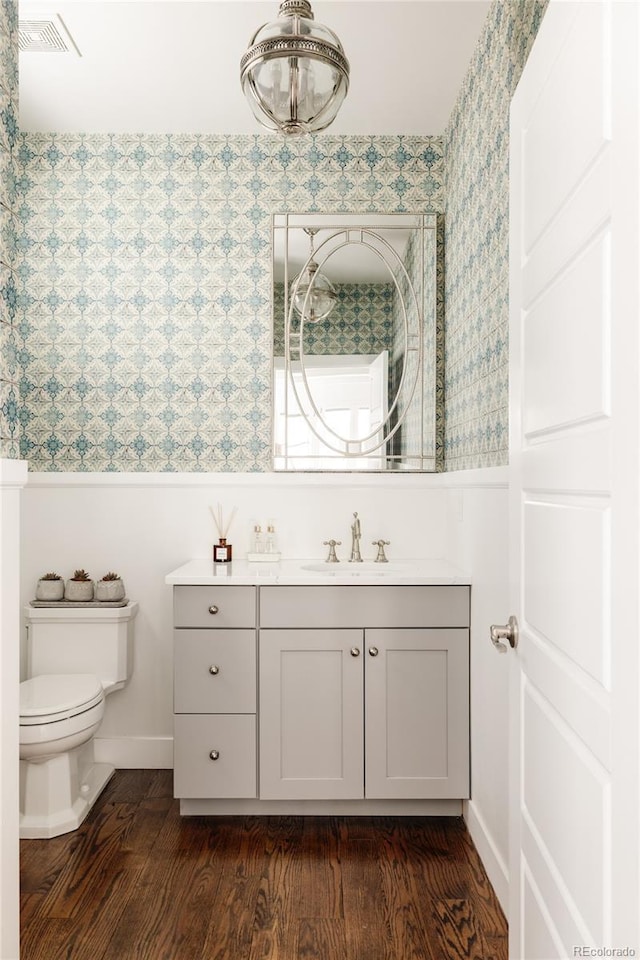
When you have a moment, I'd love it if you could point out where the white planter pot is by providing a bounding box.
[64,579,94,602]
[35,579,64,601]
[94,579,125,602]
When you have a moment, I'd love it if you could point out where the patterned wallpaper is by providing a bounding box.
[13,134,444,471]
[443,0,548,470]
[5,0,546,473]
[0,0,18,459]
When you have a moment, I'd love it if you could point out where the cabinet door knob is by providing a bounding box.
[350,647,360,657]
[209,664,220,675]
[368,646,379,657]
[208,604,219,615]
[209,750,220,761]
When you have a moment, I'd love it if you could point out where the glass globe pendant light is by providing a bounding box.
[291,228,337,324]
[240,0,349,135]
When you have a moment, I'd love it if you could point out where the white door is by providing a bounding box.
[508,2,639,957]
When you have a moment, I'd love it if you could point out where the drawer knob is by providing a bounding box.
[350,647,360,657]
[368,646,379,657]
[209,664,220,675]
[208,604,219,615]
[209,750,220,761]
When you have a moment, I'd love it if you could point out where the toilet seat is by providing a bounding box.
[20,674,104,726]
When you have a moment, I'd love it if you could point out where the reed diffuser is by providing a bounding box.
[210,503,237,563]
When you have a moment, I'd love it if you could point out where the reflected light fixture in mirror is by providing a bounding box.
[240,0,350,135]
[291,228,337,323]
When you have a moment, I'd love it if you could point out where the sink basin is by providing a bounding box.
[301,561,410,576]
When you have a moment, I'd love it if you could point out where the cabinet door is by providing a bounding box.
[365,629,469,799]
[259,629,364,800]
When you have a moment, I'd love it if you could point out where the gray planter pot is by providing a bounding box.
[35,579,64,601]
[64,579,94,602]
[94,578,125,602]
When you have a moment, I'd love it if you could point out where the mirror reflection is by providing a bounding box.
[272,213,439,471]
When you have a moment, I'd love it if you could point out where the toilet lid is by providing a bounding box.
[20,674,104,722]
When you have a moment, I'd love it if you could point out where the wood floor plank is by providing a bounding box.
[485,933,510,960]
[19,917,73,960]
[19,892,45,928]
[342,838,393,960]
[432,898,490,960]
[39,800,140,920]
[23,861,146,960]
[248,921,293,960]
[296,918,346,959]
[378,832,438,960]
[291,817,342,920]
[100,823,219,959]
[20,772,508,960]
[199,818,270,959]
[20,829,86,897]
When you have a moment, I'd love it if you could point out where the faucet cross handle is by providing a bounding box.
[372,539,390,563]
[323,539,342,563]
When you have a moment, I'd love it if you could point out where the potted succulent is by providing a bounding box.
[65,569,94,602]
[35,572,64,602]
[95,571,126,602]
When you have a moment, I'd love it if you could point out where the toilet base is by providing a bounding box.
[20,742,115,839]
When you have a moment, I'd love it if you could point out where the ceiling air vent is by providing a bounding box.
[19,17,81,55]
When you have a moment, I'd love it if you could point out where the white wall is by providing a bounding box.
[20,472,451,766]
[1,459,28,960]
[445,467,510,911]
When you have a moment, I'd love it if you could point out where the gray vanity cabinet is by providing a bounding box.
[172,583,469,806]
[173,586,257,799]
[258,586,470,802]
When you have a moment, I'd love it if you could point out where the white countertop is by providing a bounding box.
[165,558,470,586]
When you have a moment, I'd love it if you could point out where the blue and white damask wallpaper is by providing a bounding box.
[1,0,547,473]
[0,0,19,459]
[443,0,548,470]
[12,134,444,470]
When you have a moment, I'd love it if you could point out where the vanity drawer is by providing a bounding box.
[259,585,470,629]
[173,714,256,799]
[174,630,256,713]
[174,586,256,628]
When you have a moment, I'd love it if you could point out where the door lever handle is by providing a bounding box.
[490,615,519,653]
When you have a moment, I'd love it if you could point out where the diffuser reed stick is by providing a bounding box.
[210,503,237,562]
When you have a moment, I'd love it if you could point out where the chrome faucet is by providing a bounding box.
[323,539,341,563]
[349,512,363,562]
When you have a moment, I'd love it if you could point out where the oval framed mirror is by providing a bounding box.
[272,213,439,471]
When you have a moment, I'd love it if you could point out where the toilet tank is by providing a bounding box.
[25,602,138,693]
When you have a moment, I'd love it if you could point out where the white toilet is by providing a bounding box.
[20,602,138,839]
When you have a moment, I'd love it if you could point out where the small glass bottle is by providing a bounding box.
[266,522,277,554]
[253,524,264,554]
[213,538,232,563]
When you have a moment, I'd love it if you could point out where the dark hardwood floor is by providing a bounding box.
[20,770,507,960]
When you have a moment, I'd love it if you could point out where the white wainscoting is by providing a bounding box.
[1,459,28,960]
[20,472,451,769]
[444,467,511,912]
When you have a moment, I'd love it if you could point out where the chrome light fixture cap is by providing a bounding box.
[240,0,350,135]
[291,228,337,324]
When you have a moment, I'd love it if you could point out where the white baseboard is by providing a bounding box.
[463,799,509,914]
[94,736,173,769]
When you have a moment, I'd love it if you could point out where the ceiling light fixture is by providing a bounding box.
[291,228,337,324]
[240,0,349,136]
